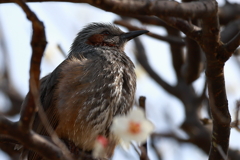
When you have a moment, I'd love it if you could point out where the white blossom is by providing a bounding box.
[111,107,154,148]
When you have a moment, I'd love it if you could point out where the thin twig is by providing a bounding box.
[217,145,228,160]
[138,96,146,111]
[150,140,162,160]
[139,145,150,160]
[57,44,67,58]
[31,79,73,160]
[230,100,240,131]
[115,20,185,45]
[225,31,240,54]
[181,37,203,84]
[15,0,46,131]
[133,37,177,97]
[10,1,72,160]
[130,142,141,156]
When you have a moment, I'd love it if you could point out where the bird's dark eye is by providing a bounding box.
[101,31,110,35]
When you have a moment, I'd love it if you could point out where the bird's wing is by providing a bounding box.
[27,59,74,160]
[28,55,103,160]
[32,62,65,135]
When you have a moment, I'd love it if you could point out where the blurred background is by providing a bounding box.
[0,0,240,159]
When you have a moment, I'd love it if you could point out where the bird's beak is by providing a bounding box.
[121,30,149,41]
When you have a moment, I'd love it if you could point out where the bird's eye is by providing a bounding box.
[101,31,110,35]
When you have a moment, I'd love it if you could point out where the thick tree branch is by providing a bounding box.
[1,0,216,20]
[0,116,67,160]
[199,1,231,159]
[98,0,216,19]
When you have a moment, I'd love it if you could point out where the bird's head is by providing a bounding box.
[69,23,148,53]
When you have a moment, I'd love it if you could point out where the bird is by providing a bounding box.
[26,22,148,160]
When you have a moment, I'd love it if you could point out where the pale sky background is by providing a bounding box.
[0,0,240,160]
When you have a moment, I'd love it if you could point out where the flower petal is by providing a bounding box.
[111,107,155,146]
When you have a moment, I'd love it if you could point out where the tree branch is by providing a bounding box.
[1,0,239,160]
[131,15,169,28]
[0,26,23,117]
[160,16,202,39]
[220,19,240,43]
[181,37,203,84]
[219,2,240,25]
[133,37,178,97]
[1,0,217,20]
[0,116,67,160]
[199,1,231,159]
[165,26,184,80]
[1,0,205,41]
[224,31,240,54]
[14,0,47,131]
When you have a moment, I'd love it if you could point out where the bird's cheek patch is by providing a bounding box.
[86,34,104,46]
[86,34,116,47]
